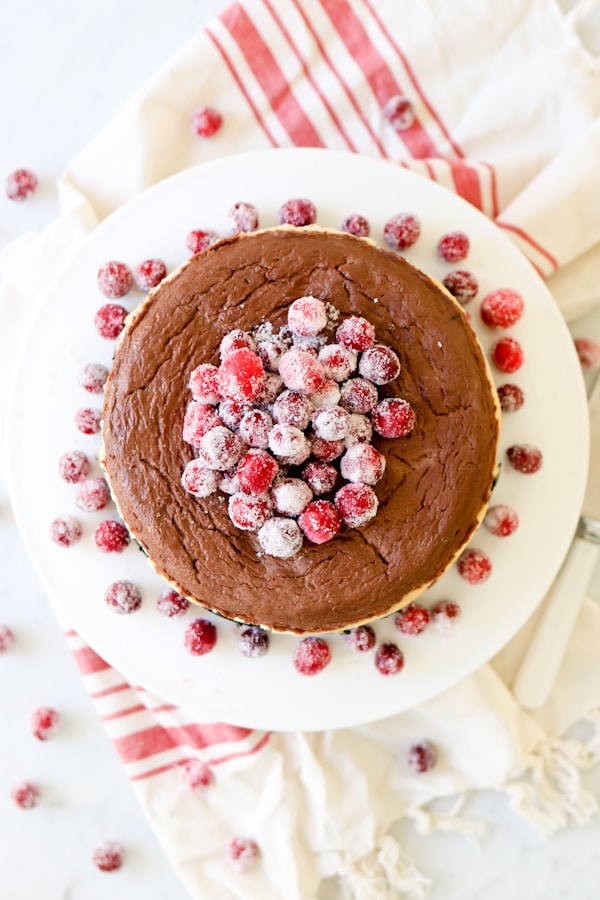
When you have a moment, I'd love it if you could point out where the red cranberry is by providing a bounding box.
[79,362,109,393]
[184,618,217,655]
[182,758,214,791]
[183,402,222,445]
[30,706,60,741]
[457,548,492,585]
[218,348,264,402]
[156,589,189,618]
[59,450,90,484]
[224,837,260,872]
[93,520,130,553]
[334,482,378,527]
[383,213,421,251]
[228,492,272,531]
[394,604,430,637]
[220,329,256,359]
[5,168,38,201]
[339,378,378,414]
[0,625,15,653]
[480,288,524,329]
[344,413,373,447]
[255,372,284,405]
[430,599,461,634]
[335,316,376,352]
[217,469,241,495]
[133,258,167,290]
[309,379,341,408]
[442,270,478,304]
[258,516,303,558]
[189,363,221,404]
[298,500,340,544]
[574,337,600,369]
[358,345,400,385]
[239,409,273,448]
[507,443,542,474]
[383,94,415,131]
[97,262,132,299]
[268,423,310,460]
[75,476,111,512]
[311,436,345,462]
[437,230,470,262]
[271,478,312,516]
[293,636,331,675]
[11,781,40,810]
[374,642,404,675]
[75,407,102,435]
[227,201,259,234]
[484,504,519,537]
[340,443,385,485]
[199,426,245,471]
[497,383,524,412]
[219,398,251,429]
[408,740,437,773]
[344,625,376,652]
[288,296,328,337]
[186,229,219,255]
[341,213,370,237]
[190,105,223,137]
[312,406,349,442]
[181,459,218,497]
[238,625,270,658]
[104,580,142,614]
[318,344,357,381]
[278,349,325,394]
[278,198,317,226]
[50,515,82,548]
[492,337,524,373]
[371,398,415,438]
[92,841,125,872]
[237,449,279,496]
[94,303,127,339]
[257,337,286,372]
[302,460,338,496]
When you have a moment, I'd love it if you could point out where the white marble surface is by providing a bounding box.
[2,1,600,898]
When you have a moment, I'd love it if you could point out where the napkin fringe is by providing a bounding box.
[338,834,432,900]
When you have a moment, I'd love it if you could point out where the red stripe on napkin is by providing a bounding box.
[496,222,559,271]
[114,722,254,766]
[130,733,271,782]
[72,645,112,675]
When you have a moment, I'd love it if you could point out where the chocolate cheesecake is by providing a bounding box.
[102,227,500,634]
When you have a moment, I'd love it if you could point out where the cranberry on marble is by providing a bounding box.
[278,197,317,226]
[0,625,15,653]
[11,781,40,810]
[92,841,125,872]
[184,618,217,656]
[293,636,331,675]
[104,580,142,614]
[5,168,38,201]
[383,213,421,251]
[30,707,60,741]
[190,105,223,137]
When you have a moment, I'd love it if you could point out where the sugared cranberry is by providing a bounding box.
[190,105,223,137]
[371,398,416,438]
[199,426,245,471]
[335,316,376,352]
[237,449,279,496]
[59,450,90,484]
[271,478,312,516]
[408,740,437,773]
[97,262,132,299]
[298,500,340,544]
[257,337,286,372]
[394,604,430,637]
[293,636,331,675]
[75,476,111,512]
[312,406,349,442]
[358,345,400,385]
[224,837,260,872]
[0,625,15,653]
[238,625,270,658]
[104,580,142,614]
[184,618,217,655]
[339,378,379,414]
[183,402,223,445]
[383,213,421,251]
[457,548,492,585]
[278,197,317,226]
[75,407,101,435]
[92,841,125,872]
[574,337,600,369]
[134,258,167,291]
[506,443,542,474]
[228,492,272,531]
[258,516,303,558]
[218,348,264,402]
[340,443,385,485]
[5,168,38,201]
[94,303,127,339]
[344,414,373,447]
[335,482,378,528]
[437,230,469,262]
[189,363,222,404]
[383,94,416,131]
[341,213,370,237]
[344,625,376,652]
[255,372,284,405]
[318,343,357,382]
[239,409,273,448]
[497,383,524,412]
[50,515,82,548]
[484,504,519,537]
[219,398,251,429]
[220,329,256,359]
[374,642,404,675]
[182,758,214,791]
[93,520,130,553]
[302,461,338,496]
[185,229,219,255]
[79,362,109,393]
[492,337,524,373]
[442,270,478,304]
[217,469,241,495]
[309,379,341,409]
[11,781,40,810]
[181,459,218,497]
[480,288,524,329]
[311,436,345,462]
[30,706,60,741]
[268,423,310,460]
[288,296,328,337]
[227,201,259,234]
[156,589,190,618]
[278,349,325,394]
[430,599,461,634]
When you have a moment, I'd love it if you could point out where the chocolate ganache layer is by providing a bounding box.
[102,228,500,634]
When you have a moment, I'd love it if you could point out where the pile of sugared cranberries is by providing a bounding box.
[180,298,417,557]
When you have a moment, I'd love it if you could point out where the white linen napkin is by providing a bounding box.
[3,1,600,897]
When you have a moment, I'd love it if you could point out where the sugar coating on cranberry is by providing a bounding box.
[189,363,222,404]
[11,781,40,810]
[92,841,125,872]
[302,460,338,496]
[182,758,214,791]
[104,579,142,614]
[293,636,331,675]
[257,337,287,372]
[0,625,15,653]
[340,443,385,485]
[335,482,379,528]
[183,402,222,445]
[186,229,219,255]
[30,706,60,741]
[6,168,38,201]
[341,213,370,237]
[492,336,524,373]
[395,604,430,637]
[484,504,519,537]
[237,449,279,495]
[298,499,340,544]
[271,478,313,516]
[318,343,357,382]
[311,436,345,462]
[59,450,90,484]
[497,383,524,412]
[442,270,478,304]
[574,337,600,369]
[228,492,272,531]
[156,589,190,618]
[255,372,284,406]
[238,625,270,658]
[220,329,256,359]
[371,398,416,439]
[278,197,317,226]
[457,548,492,585]
[335,316,376,352]
[258,516,303,558]
[383,213,421,251]
[279,349,325,394]
[97,261,132,299]
[225,837,260,872]
[219,399,251,430]
[408,740,437,773]
[268,423,310,459]
[93,520,130,553]
[480,288,525,329]
[227,201,259,234]
[358,345,401,386]
[507,443,543,474]
[383,94,416,131]
[79,362,109,394]
[75,476,111,512]
[344,414,373,447]
[430,599,461,634]
[312,405,349,441]
[218,348,264,402]
[437,230,470,262]
[134,258,167,291]
[375,642,404,675]
[184,618,217,655]
[199,426,245,471]
[50,515,82,548]
[309,379,341,409]
[75,407,102,435]
[217,469,241,495]
[239,409,273,448]
[288,296,328,337]
[181,459,218,497]
[344,625,376,652]
[190,105,223,137]
[339,378,379,414]
[94,303,127,340]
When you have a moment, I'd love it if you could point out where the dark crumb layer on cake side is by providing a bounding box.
[102,228,500,634]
